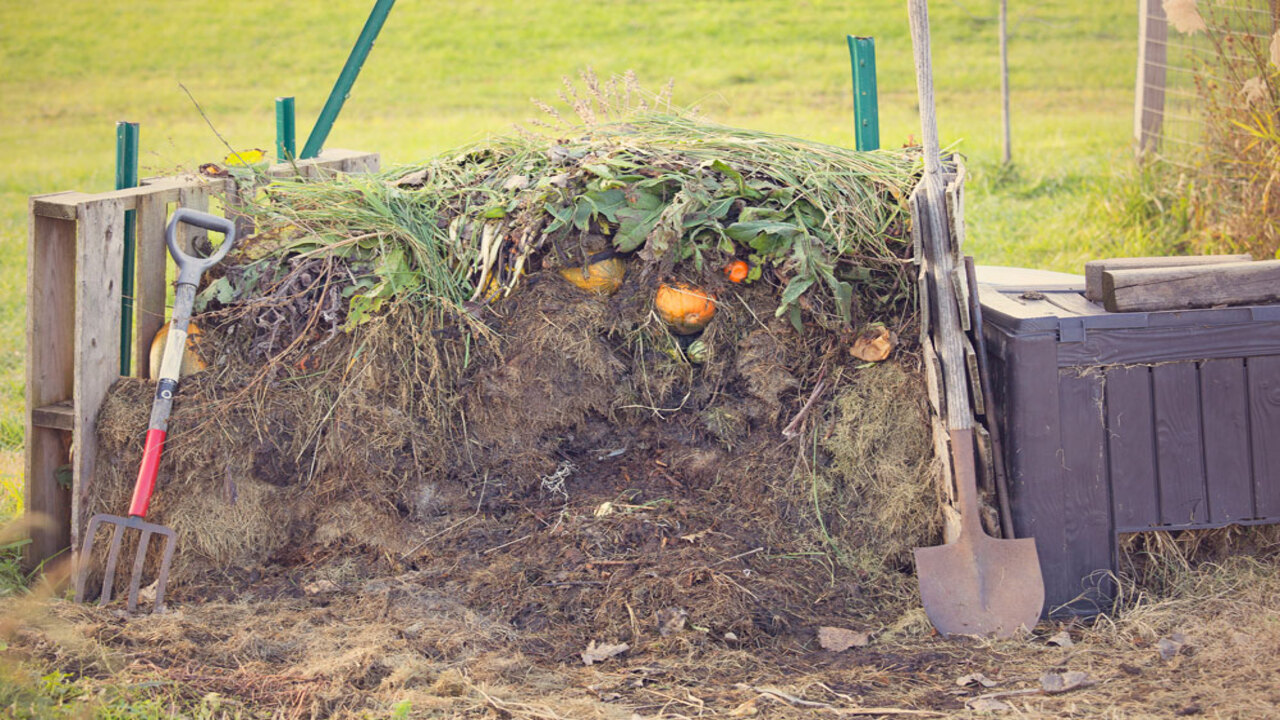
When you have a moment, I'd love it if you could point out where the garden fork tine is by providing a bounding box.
[72,208,236,612]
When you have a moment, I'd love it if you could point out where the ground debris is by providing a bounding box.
[581,640,630,666]
[818,626,871,652]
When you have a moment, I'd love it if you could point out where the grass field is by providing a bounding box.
[0,0,1152,457]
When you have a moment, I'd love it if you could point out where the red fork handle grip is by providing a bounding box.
[129,429,167,517]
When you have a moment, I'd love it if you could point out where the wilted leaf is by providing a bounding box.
[1163,0,1206,35]
[956,673,998,688]
[581,640,629,666]
[1040,670,1093,694]
[968,697,1012,712]
[1047,630,1075,648]
[656,607,688,637]
[817,626,870,652]
[303,579,340,595]
[850,325,893,362]
[594,502,615,517]
[393,168,429,187]
[728,697,759,716]
[1157,633,1187,661]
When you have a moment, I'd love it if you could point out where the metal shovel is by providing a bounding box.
[73,208,237,612]
[906,0,1044,637]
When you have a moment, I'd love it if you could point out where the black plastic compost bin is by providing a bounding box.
[976,269,1280,616]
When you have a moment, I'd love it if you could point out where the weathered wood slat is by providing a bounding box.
[133,191,169,378]
[1199,359,1253,523]
[1152,362,1208,525]
[1105,365,1160,530]
[31,149,382,220]
[31,401,74,431]
[1249,355,1280,518]
[1102,260,1280,313]
[1085,255,1250,301]
[24,209,76,569]
[71,199,125,556]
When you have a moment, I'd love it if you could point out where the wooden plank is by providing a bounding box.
[1249,355,1280,518]
[1134,0,1168,154]
[132,191,169,378]
[1105,365,1160,530]
[1085,255,1252,301]
[1199,359,1253,523]
[72,199,125,555]
[339,151,381,174]
[921,332,944,419]
[31,401,74,431]
[33,151,374,222]
[24,209,76,569]
[1057,370,1114,612]
[175,184,209,255]
[963,336,984,416]
[1152,363,1208,525]
[31,176,215,220]
[1102,260,1280,313]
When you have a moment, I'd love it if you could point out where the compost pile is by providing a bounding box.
[86,100,941,671]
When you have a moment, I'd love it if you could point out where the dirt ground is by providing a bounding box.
[4,537,1280,719]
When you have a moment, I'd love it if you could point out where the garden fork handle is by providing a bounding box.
[127,210,236,518]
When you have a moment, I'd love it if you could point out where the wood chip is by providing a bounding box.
[581,640,629,666]
[817,626,870,652]
[1047,630,1074,647]
[1039,670,1094,694]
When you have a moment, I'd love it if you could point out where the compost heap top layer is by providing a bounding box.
[87,112,942,649]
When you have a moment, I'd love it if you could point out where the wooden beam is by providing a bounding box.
[24,207,76,570]
[1102,260,1280,312]
[72,199,125,556]
[133,190,170,377]
[1085,255,1252,301]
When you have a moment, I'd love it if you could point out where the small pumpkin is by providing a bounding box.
[559,256,626,296]
[724,260,749,283]
[655,282,716,335]
[149,321,207,379]
[685,338,711,364]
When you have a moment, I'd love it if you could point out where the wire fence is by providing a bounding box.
[1135,0,1277,168]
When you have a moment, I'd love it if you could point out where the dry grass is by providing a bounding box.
[3,540,1279,718]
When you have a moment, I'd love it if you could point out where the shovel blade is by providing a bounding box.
[914,533,1044,637]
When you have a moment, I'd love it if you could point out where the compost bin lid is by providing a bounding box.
[974,265,1280,344]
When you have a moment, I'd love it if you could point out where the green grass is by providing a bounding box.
[0,0,1147,458]
[0,6,1148,505]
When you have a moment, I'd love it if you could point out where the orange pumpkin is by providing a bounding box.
[655,282,716,335]
[559,256,626,296]
[149,321,207,379]
[724,260,749,283]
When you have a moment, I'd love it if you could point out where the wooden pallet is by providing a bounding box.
[24,149,380,571]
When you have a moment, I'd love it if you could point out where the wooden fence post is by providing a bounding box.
[1134,0,1168,156]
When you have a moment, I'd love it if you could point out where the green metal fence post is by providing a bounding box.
[847,35,880,151]
[300,0,396,159]
[276,96,296,162]
[116,121,140,375]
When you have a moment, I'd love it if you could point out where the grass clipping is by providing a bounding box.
[86,97,939,642]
